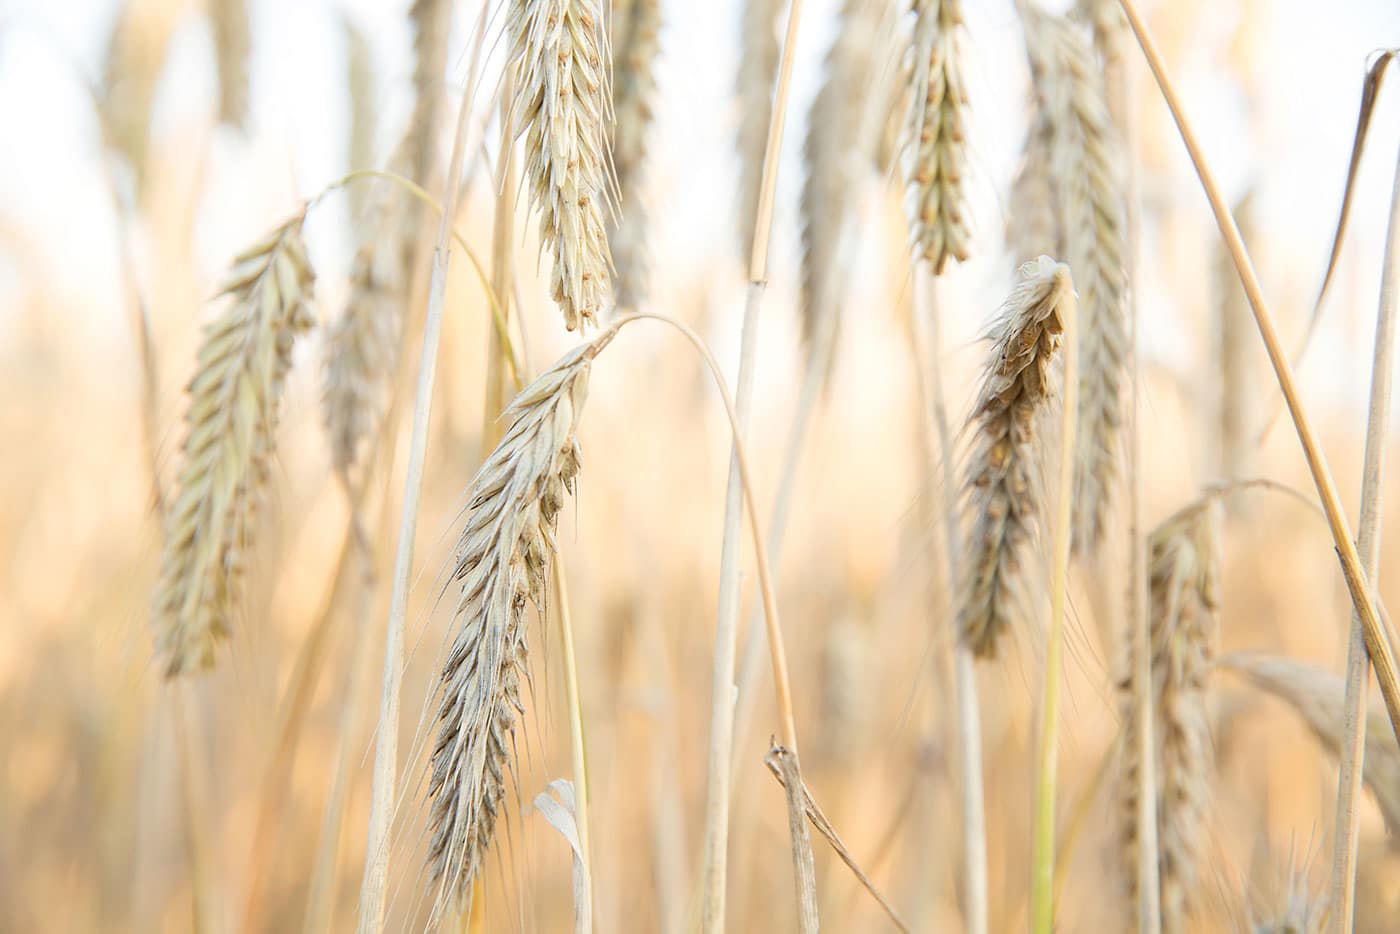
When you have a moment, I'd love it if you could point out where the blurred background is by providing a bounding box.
[4,0,1400,930]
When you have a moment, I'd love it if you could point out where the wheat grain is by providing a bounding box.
[153,213,315,676]
[209,0,249,129]
[736,0,783,261]
[957,256,1072,658]
[407,0,451,186]
[609,0,662,310]
[1117,496,1223,934]
[1223,652,1400,841]
[509,0,614,330]
[1021,8,1128,554]
[426,333,607,919]
[907,0,970,274]
[799,0,886,363]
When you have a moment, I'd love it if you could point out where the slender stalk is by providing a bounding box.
[701,1,805,929]
[1031,288,1078,934]
[918,274,987,934]
[553,562,594,929]
[1115,0,1400,750]
[484,97,516,451]
[356,71,477,934]
[1329,142,1400,933]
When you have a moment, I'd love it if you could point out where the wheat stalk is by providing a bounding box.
[736,0,783,260]
[908,0,970,273]
[608,0,662,310]
[153,212,315,676]
[1117,496,1223,934]
[426,335,605,922]
[209,0,250,129]
[1021,7,1127,554]
[509,0,614,331]
[957,256,1072,658]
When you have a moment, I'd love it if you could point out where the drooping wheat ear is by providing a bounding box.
[322,207,405,482]
[1117,495,1223,934]
[209,0,250,129]
[957,256,1072,658]
[799,0,887,362]
[608,0,662,310]
[1222,652,1400,840]
[407,0,451,186]
[153,213,316,676]
[426,333,609,919]
[1021,8,1128,555]
[907,0,970,274]
[509,0,614,331]
[736,0,783,259]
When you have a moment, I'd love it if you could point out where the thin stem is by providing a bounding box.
[1031,289,1078,934]
[1115,0,1400,750]
[701,0,805,929]
[1329,142,1400,933]
[356,66,477,934]
[553,562,594,929]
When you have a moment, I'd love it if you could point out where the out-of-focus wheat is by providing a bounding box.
[737,0,783,260]
[1118,496,1222,933]
[153,213,315,676]
[209,0,249,129]
[609,0,663,310]
[509,0,613,330]
[957,256,1072,658]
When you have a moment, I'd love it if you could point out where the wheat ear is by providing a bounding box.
[956,256,1072,657]
[209,0,250,128]
[908,0,970,273]
[408,0,452,186]
[153,213,315,675]
[1116,496,1222,933]
[426,335,604,921]
[608,0,662,310]
[1021,7,1127,554]
[509,0,614,330]
[798,0,885,361]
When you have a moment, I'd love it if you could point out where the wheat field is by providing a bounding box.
[4,0,1400,931]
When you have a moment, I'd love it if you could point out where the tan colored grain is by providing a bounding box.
[737,0,783,260]
[907,0,970,274]
[209,0,250,129]
[609,0,663,310]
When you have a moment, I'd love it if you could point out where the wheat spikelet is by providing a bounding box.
[1021,8,1128,554]
[957,256,1072,658]
[99,0,180,193]
[426,334,608,918]
[153,214,315,676]
[736,0,783,259]
[907,0,970,274]
[407,0,451,186]
[322,210,404,481]
[209,0,250,129]
[509,0,613,331]
[1222,652,1400,840]
[608,0,662,310]
[1117,496,1223,933]
[799,0,886,360]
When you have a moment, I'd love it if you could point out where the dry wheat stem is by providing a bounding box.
[1022,7,1128,555]
[1115,0,1400,759]
[153,212,314,676]
[737,0,783,260]
[1329,142,1400,933]
[1118,498,1223,934]
[509,0,614,330]
[608,0,662,309]
[770,745,820,933]
[908,0,970,273]
[1030,259,1078,934]
[356,72,477,934]
[957,257,1073,657]
[703,1,805,929]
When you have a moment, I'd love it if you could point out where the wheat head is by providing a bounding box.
[509,0,614,330]
[736,0,783,260]
[907,0,970,274]
[608,0,662,310]
[153,213,315,676]
[209,0,250,129]
[957,256,1073,658]
[426,333,608,918]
